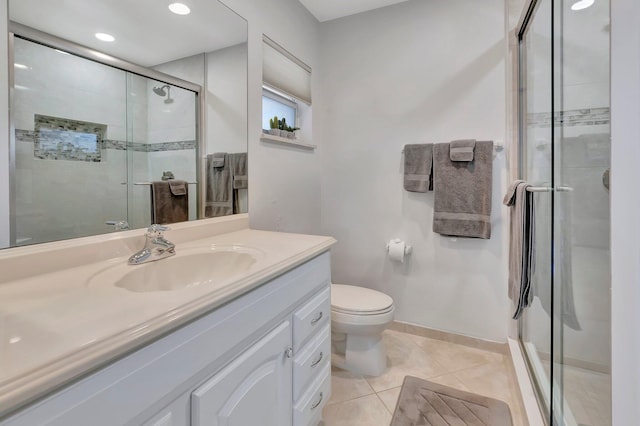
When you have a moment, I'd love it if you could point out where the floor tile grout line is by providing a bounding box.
[375,390,395,416]
[326,389,377,406]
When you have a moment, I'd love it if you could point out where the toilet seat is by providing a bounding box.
[331,284,394,316]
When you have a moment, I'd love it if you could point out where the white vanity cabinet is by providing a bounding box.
[1,252,331,426]
[191,321,293,426]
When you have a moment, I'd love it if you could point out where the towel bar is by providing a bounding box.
[526,186,552,192]
[401,143,504,154]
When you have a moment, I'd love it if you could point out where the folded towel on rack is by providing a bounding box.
[151,180,189,225]
[403,144,433,193]
[205,154,233,217]
[168,180,188,196]
[230,152,248,189]
[211,152,226,168]
[450,139,476,162]
[432,140,493,238]
[504,180,534,319]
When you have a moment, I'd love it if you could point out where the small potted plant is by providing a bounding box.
[269,116,280,136]
[279,118,300,139]
[285,125,299,139]
[279,118,289,138]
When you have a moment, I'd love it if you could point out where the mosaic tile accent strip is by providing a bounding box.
[103,139,127,151]
[18,129,195,153]
[34,115,106,162]
[527,107,610,128]
[146,140,196,152]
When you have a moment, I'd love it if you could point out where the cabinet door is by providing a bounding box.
[191,321,292,426]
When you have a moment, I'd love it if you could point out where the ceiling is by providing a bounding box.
[298,0,411,22]
[9,0,247,67]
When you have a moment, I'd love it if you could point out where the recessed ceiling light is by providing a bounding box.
[168,3,191,15]
[14,63,28,69]
[571,0,594,11]
[95,32,115,42]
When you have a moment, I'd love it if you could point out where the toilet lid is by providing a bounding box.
[331,284,394,314]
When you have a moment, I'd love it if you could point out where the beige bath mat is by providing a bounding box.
[390,376,513,426]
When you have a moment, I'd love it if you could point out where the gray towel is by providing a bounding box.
[450,139,476,161]
[205,154,233,217]
[168,180,187,196]
[230,152,248,189]
[554,189,581,330]
[151,180,189,224]
[403,144,433,193]
[432,141,493,239]
[211,152,225,168]
[504,180,535,319]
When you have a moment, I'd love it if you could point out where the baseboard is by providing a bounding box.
[389,321,508,355]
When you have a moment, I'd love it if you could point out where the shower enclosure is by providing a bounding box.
[518,0,611,425]
[10,31,199,246]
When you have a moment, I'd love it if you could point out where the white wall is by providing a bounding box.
[611,0,640,422]
[206,43,248,154]
[219,0,321,234]
[318,0,509,342]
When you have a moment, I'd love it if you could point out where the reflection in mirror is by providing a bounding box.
[5,0,248,248]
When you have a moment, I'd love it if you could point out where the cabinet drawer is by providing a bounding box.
[293,363,331,426]
[293,287,330,350]
[293,324,331,400]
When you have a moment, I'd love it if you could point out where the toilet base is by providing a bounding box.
[331,332,387,376]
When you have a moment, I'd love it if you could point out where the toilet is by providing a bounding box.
[330,284,395,376]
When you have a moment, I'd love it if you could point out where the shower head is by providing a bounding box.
[153,85,169,96]
[153,84,174,104]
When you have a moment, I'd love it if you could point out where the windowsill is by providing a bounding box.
[260,134,316,150]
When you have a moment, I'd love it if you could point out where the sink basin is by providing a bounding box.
[88,246,262,293]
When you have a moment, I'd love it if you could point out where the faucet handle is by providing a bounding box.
[106,220,129,231]
[146,224,169,235]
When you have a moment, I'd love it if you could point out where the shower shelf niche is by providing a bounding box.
[260,134,316,150]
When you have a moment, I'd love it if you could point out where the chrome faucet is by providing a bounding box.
[106,220,130,232]
[128,224,175,265]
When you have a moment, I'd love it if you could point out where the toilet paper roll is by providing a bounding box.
[388,240,406,263]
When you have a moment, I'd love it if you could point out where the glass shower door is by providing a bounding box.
[553,0,611,424]
[125,74,199,230]
[519,0,611,425]
[12,37,129,245]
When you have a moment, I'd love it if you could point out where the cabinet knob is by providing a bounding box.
[285,347,293,358]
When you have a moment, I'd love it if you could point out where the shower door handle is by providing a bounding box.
[556,186,574,192]
[526,187,552,192]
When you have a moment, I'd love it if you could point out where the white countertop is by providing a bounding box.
[0,217,335,418]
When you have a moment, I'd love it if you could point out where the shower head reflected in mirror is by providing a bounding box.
[152,84,174,104]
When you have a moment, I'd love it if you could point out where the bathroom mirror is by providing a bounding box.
[3,0,248,248]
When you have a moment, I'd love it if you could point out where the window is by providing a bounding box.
[261,36,312,144]
[262,86,297,130]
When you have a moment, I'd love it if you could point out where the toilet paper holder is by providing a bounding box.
[385,239,413,256]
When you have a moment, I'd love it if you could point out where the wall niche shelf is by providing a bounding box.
[260,134,316,150]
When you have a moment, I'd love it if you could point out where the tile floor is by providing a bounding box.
[322,329,526,426]
[541,358,611,426]
[563,365,611,426]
